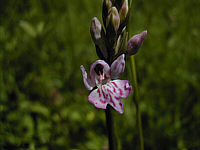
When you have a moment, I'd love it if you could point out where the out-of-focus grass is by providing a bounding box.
[0,0,200,149]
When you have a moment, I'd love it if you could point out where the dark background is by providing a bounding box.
[0,0,200,149]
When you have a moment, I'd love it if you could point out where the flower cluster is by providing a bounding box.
[81,54,132,114]
[81,0,147,114]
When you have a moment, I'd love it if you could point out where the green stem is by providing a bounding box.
[105,105,116,150]
[130,55,144,150]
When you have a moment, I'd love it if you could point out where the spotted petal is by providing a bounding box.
[88,88,108,109]
[80,65,95,90]
[100,84,124,114]
[105,80,132,114]
[88,80,132,113]
[111,54,125,79]
[109,80,132,98]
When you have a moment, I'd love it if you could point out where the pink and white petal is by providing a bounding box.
[111,54,125,79]
[108,93,124,114]
[110,80,132,98]
[80,65,95,90]
[90,60,110,83]
[88,88,108,109]
[102,84,124,114]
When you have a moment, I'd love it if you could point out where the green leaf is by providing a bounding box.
[37,22,44,34]
[19,20,36,37]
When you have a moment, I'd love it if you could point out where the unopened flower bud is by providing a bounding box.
[115,27,128,55]
[90,17,108,59]
[106,7,120,32]
[104,0,113,9]
[127,30,147,55]
[102,0,113,27]
[119,0,129,22]
[90,17,102,42]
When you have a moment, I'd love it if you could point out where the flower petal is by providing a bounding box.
[88,88,108,109]
[90,60,110,84]
[101,83,124,114]
[108,93,124,114]
[87,80,132,114]
[109,80,132,98]
[80,65,95,90]
[111,54,125,79]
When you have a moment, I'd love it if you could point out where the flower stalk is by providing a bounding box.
[127,1,146,149]
[105,105,116,150]
[130,55,144,150]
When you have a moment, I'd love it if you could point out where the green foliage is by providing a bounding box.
[0,0,200,149]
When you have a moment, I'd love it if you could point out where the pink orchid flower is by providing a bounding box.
[80,54,132,114]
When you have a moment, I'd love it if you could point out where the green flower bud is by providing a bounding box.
[119,0,129,22]
[104,0,113,9]
[106,7,120,32]
[102,0,113,27]
[115,27,128,55]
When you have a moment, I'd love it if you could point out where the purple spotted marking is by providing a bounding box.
[119,88,123,96]
[125,83,132,92]
[107,88,113,94]
[97,88,101,97]
[101,87,106,99]
[107,84,111,88]
[114,96,121,101]
[114,62,119,70]
[120,62,123,67]
[113,87,116,93]
[109,94,116,107]
[121,62,125,67]
[111,82,118,88]
[106,94,108,99]
[100,99,107,104]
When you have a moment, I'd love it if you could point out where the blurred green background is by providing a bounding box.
[0,0,200,149]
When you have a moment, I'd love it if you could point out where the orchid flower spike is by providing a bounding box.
[80,54,132,114]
